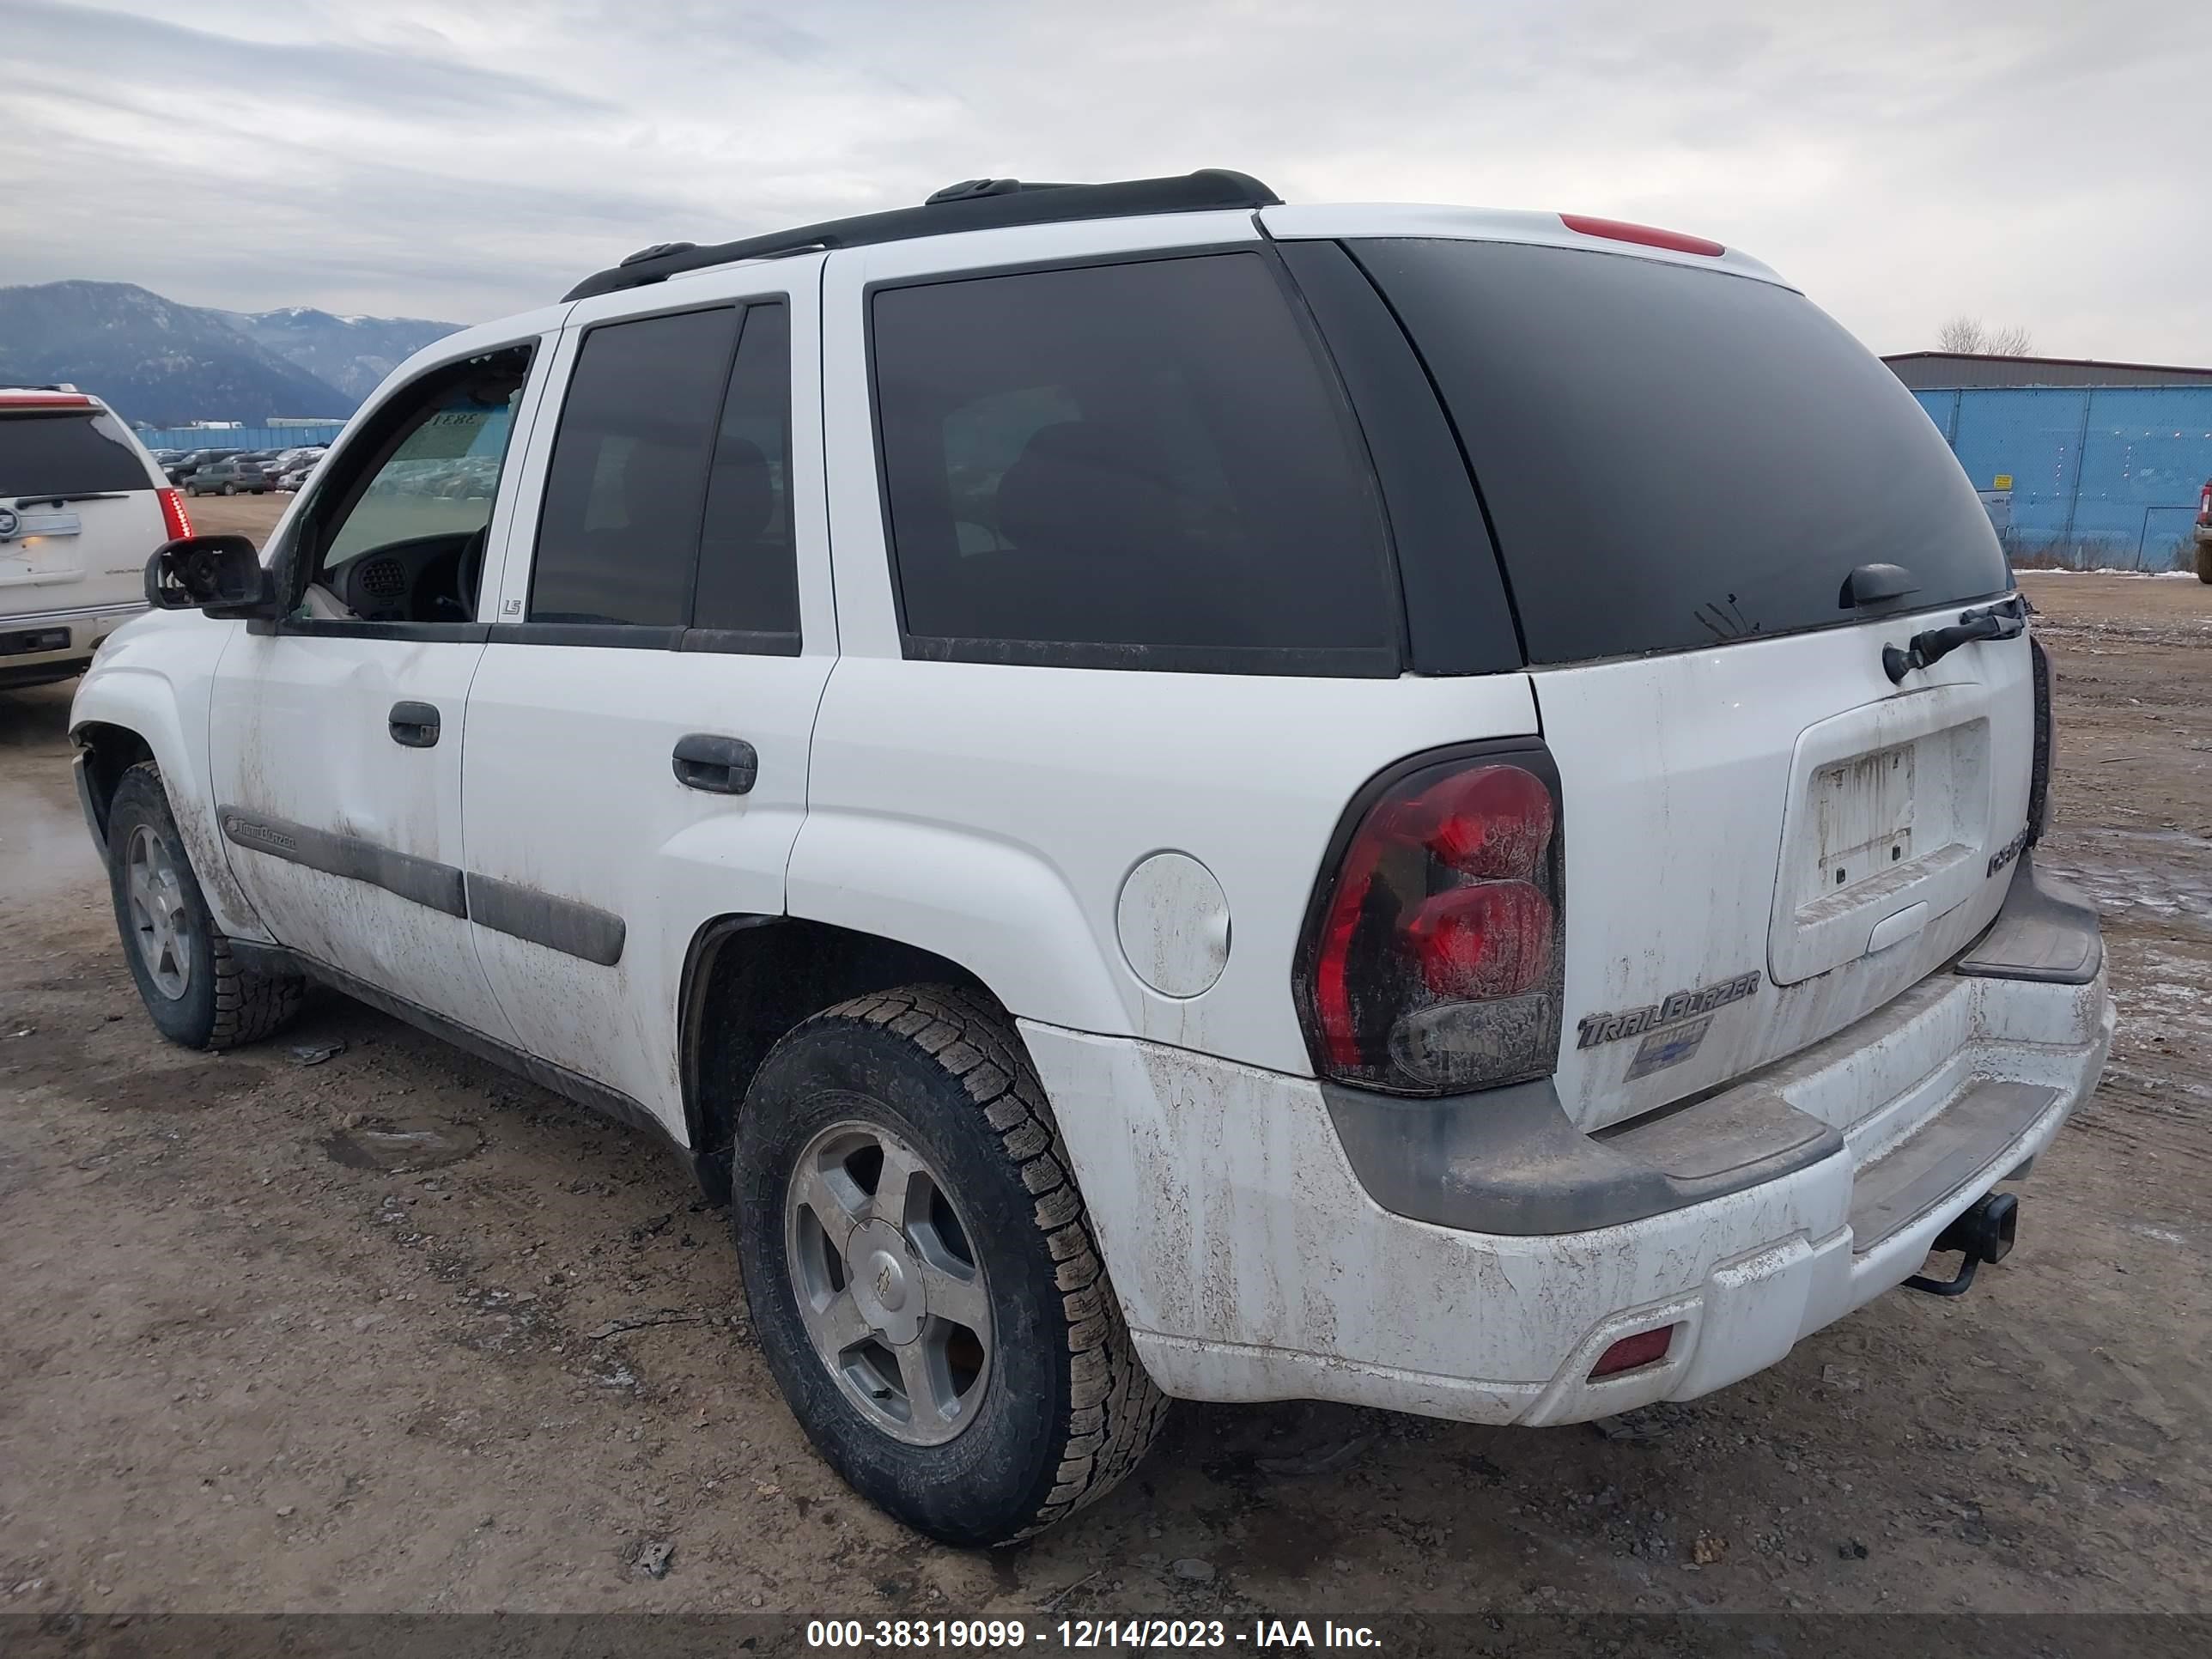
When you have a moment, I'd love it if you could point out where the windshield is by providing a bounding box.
[0,410,151,496]
[1350,239,2009,664]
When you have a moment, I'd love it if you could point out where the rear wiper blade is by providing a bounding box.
[11,492,130,508]
[1883,595,2027,684]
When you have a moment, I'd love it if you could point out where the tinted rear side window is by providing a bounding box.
[532,307,738,627]
[872,252,1400,674]
[693,303,798,640]
[1353,240,2008,665]
[0,412,150,495]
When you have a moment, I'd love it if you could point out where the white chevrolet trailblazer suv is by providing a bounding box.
[70,171,2113,1547]
[3,386,188,690]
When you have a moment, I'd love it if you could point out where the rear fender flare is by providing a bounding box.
[785,812,1135,1042]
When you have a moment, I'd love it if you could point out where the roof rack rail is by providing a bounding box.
[562,168,1279,301]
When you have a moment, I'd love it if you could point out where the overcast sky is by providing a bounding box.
[2,0,2203,361]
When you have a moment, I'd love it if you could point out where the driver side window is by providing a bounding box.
[299,344,533,625]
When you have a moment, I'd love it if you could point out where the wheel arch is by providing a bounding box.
[71,719,155,848]
[70,657,269,942]
[678,915,995,1202]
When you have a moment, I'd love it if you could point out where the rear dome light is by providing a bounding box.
[1559,213,1725,258]
[1296,748,1566,1095]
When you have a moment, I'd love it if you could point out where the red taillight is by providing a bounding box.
[157,488,192,541]
[1559,213,1725,258]
[1407,882,1553,1000]
[2199,479,2211,526]
[1298,750,1565,1095]
[0,391,93,408]
[1589,1325,1674,1379]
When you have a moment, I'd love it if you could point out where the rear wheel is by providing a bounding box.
[733,985,1168,1547]
[221,482,237,495]
[2195,534,2211,584]
[105,763,303,1050]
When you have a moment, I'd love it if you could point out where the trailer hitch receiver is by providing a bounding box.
[1903,1191,2019,1297]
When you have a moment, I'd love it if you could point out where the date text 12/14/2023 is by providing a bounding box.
[805,1618,1384,1650]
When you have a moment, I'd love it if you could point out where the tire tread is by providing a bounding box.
[112,762,303,1051]
[798,983,1169,1541]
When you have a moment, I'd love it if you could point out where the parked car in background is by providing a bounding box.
[1,386,185,689]
[163,448,245,484]
[267,447,326,488]
[2195,477,2210,583]
[182,459,270,495]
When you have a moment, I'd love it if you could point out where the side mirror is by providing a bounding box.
[144,536,280,619]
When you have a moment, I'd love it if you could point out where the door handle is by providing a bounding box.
[672,733,757,795]
[389,701,441,748]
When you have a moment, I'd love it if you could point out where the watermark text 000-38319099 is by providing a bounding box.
[807,1617,1382,1650]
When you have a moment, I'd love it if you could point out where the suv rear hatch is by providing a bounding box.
[1,398,167,620]
[1347,233,2029,1132]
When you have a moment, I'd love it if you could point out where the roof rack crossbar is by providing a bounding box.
[562,168,1279,301]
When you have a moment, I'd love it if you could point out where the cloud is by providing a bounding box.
[0,0,2203,362]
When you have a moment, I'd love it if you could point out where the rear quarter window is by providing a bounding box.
[1351,240,2009,665]
[869,251,1401,676]
[0,411,153,495]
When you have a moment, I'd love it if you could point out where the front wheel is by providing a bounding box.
[105,763,303,1050]
[733,985,1168,1547]
[221,483,237,495]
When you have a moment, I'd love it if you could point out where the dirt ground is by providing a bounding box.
[2,552,2208,1622]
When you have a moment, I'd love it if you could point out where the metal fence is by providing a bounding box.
[133,423,348,453]
[1912,386,2212,570]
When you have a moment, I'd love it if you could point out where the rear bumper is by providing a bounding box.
[0,600,144,686]
[1022,857,2111,1426]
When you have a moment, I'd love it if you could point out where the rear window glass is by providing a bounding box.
[1352,240,2009,665]
[0,411,150,495]
[871,252,1400,674]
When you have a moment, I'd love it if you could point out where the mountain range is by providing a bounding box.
[0,281,461,427]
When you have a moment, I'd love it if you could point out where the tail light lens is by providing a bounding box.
[157,487,192,541]
[1296,745,1565,1095]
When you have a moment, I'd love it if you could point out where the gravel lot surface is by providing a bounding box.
[3,553,2206,1624]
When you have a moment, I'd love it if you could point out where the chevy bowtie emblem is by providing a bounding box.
[0,507,20,542]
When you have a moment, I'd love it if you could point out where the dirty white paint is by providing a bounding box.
[69,609,273,942]
[209,626,520,1042]
[1534,616,2033,1132]
[792,659,1538,1066]
[1021,957,2109,1426]
[1115,852,1231,999]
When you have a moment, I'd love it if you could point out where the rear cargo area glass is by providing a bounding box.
[0,411,149,496]
[1352,240,2009,665]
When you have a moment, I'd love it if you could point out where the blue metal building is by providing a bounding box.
[1885,355,2212,570]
